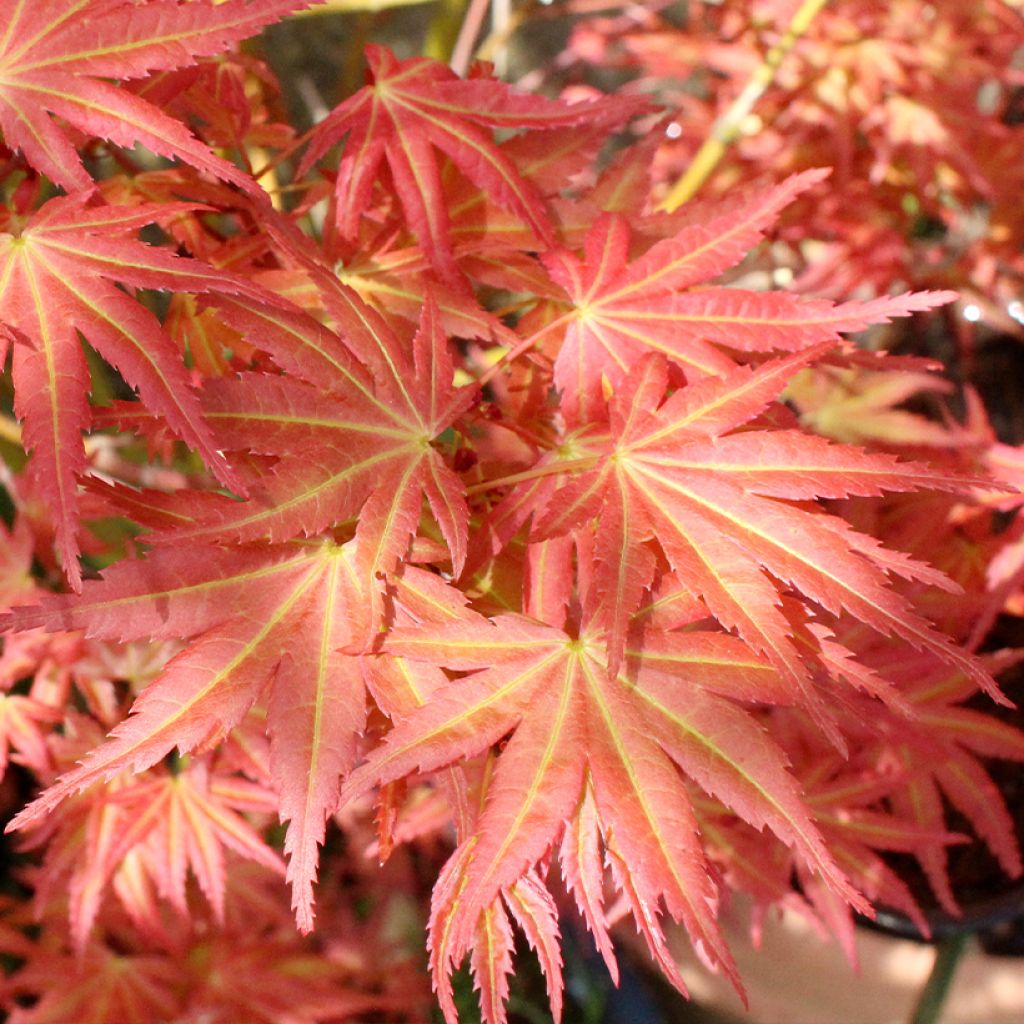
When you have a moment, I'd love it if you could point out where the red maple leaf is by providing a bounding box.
[136,289,476,627]
[298,45,645,286]
[4,537,368,932]
[856,644,1024,913]
[0,193,296,588]
[341,595,866,1006]
[23,745,283,950]
[476,349,994,708]
[538,171,957,422]
[0,0,312,193]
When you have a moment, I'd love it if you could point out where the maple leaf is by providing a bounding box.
[298,44,645,286]
[140,51,297,160]
[4,537,369,932]
[23,744,283,950]
[786,362,965,448]
[539,171,958,421]
[3,940,183,1024]
[856,645,1024,913]
[0,193,299,588]
[181,912,426,1023]
[0,0,313,193]
[0,690,60,782]
[0,863,430,1024]
[0,10,1017,1024]
[441,123,618,256]
[327,236,516,344]
[753,708,971,957]
[137,289,475,627]
[431,855,563,1024]
[342,601,866,1017]
[105,760,284,918]
[690,755,958,969]
[479,349,994,703]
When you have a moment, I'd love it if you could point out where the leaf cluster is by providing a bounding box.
[0,4,1022,1024]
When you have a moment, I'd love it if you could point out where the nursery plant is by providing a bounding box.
[0,1,1023,1022]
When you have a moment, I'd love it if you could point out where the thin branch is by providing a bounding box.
[475,310,575,388]
[450,0,491,76]
[659,0,830,211]
[475,0,534,65]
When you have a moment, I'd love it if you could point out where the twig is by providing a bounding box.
[475,0,533,65]
[490,0,510,77]
[450,0,491,75]
[659,0,830,211]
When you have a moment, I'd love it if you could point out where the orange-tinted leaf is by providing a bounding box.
[4,538,369,929]
[343,605,865,1017]
[299,45,644,285]
[0,0,310,192]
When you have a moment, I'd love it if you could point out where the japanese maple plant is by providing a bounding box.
[1,1,1023,1022]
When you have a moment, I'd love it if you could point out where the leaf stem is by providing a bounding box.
[251,123,319,185]
[659,0,830,211]
[908,933,970,1024]
[465,455,599,496]
[475,310,574,388]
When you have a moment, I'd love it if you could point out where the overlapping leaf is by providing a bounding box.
[4,537,368,931]
[856,645,1024,912]
[26,751,284,950]
[431,855,563,1024]
[143,291,475,622]
[541,171,956,421]
[515,351,998,704]
[0,193,290,588]
[342,603,866,1010]
[0,0,313,192]
[799,757,962,944]
[0,16,1014,1024]
[298,44,645,285]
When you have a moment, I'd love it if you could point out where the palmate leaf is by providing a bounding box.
[802,761,963,945]
[430,855,563,1024]
[107,762,285,920]
[139,290,475,628]
[298,45,645,286]
[342,602,866,1019]
[0,0,315,192]
[855,645,1024,913]
[0,193,288,588]
[518,351,999,705]
[4,537,368,932]
[0,691,60,782]
[26,752,284,950]
[2,941,183,1024]
[540,171,957,422]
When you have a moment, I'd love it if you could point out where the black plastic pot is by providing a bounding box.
[865,881,1024,951]
[863,637,1024,956]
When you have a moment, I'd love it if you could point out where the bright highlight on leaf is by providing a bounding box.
[0,0,315,193]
